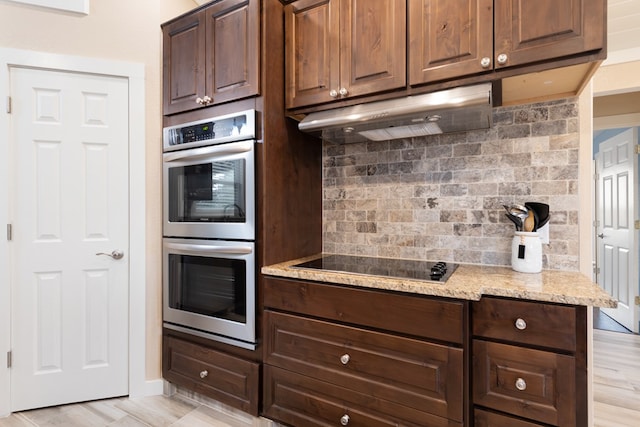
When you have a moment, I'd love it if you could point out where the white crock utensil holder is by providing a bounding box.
[511,231,542,273]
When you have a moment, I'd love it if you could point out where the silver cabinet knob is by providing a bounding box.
[199,370,208,379]
[515,377,527,391]
[96,250,124,260]
[329,89,338,98]
[340,414,350,425]
[515,318,527,330]
[195,96,213,105]
[480,57,491,68]
[340,354,350,365]
[497,53,508,65]
[338,87,348,97]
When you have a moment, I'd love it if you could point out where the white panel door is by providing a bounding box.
[9,67,129,411]
[596,128,639,333]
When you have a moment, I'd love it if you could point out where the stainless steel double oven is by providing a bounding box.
[162,109,257,350]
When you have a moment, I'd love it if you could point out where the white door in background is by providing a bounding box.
[10,66,130,411]
[596,127,639,333]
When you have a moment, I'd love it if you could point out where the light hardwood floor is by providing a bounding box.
[593,329,640,427]
[1,329,638,426]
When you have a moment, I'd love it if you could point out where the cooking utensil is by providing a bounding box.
[504,204,528,217]
[523,209,536,232]
[505,213,522,231]
[505,204,529,230]
[525,202,550,228]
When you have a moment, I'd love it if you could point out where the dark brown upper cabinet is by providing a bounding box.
[162,0,259,115]
[494,0,605,68]
[409,0,606,86]
[285,0,406,109]
[409,0,494,85]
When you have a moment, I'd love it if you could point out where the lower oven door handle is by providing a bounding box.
[164,242,253,255]
[163,140,253,162]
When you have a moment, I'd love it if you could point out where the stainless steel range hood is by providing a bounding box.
[298,83,493,144]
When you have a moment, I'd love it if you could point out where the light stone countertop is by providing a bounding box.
[261,254,617,308]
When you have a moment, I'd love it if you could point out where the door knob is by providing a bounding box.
[96,250,124,260]
[597,233,604,239]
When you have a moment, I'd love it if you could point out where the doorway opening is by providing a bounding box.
[592,91,640,335]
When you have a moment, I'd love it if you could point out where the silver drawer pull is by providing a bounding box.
[515,318,527,330]
[515,377,527,391]
[199,370,208,379]
[340,414,350,425]
[340,354,350,365]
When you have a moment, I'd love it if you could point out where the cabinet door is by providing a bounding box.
[340,0,406,98]
[472,297,578,352]
[494,0,605,69]
[264,310,464,423]
[474,409,545,427]
[205,0,260,105]
[163,335,260,415]
[409,0,493,85]
[473,340,577,426]
[285,0,340,109]
[162,12,207,115]
[264,365,459,427]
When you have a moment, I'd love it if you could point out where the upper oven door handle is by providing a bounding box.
[165,242,253,255]
[163,140,253,163]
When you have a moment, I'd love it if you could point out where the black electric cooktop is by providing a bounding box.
[291,255,458,283]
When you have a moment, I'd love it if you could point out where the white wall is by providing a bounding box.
[0,0,196,383]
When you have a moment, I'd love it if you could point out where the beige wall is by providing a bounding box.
[0,0,196,380]
[593,61,640,96]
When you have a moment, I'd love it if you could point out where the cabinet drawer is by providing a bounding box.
[264,365,462,427]
[163,336,259,415]
[473,340,576,426]
[265,310,463,422]
[472,297,577,351]
[264,277,466,344]
[474,409,544,426]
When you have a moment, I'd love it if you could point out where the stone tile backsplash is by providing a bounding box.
[322,98,581,271]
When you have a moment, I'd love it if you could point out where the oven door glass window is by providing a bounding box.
[168,158,246,224]
[168,253,246,324]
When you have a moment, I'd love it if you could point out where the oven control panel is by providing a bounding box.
[163,109,256,152]
[180,122,215,143]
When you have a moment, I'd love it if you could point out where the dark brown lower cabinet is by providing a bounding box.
[473,340,576,426]
[163,334,260,416]
[471,297,588,427]
[262,277,467,427]
[265,365,462,427]
[474,409,547,427]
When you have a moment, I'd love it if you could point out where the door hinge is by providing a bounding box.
[593,266,600,275]
[635,296,640,306]
[635,220,640,230]
[6,351,11,368]
[6,224,12,241]
[6,96,11,114]
[635,145,640,155]
[593,172,599,181]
